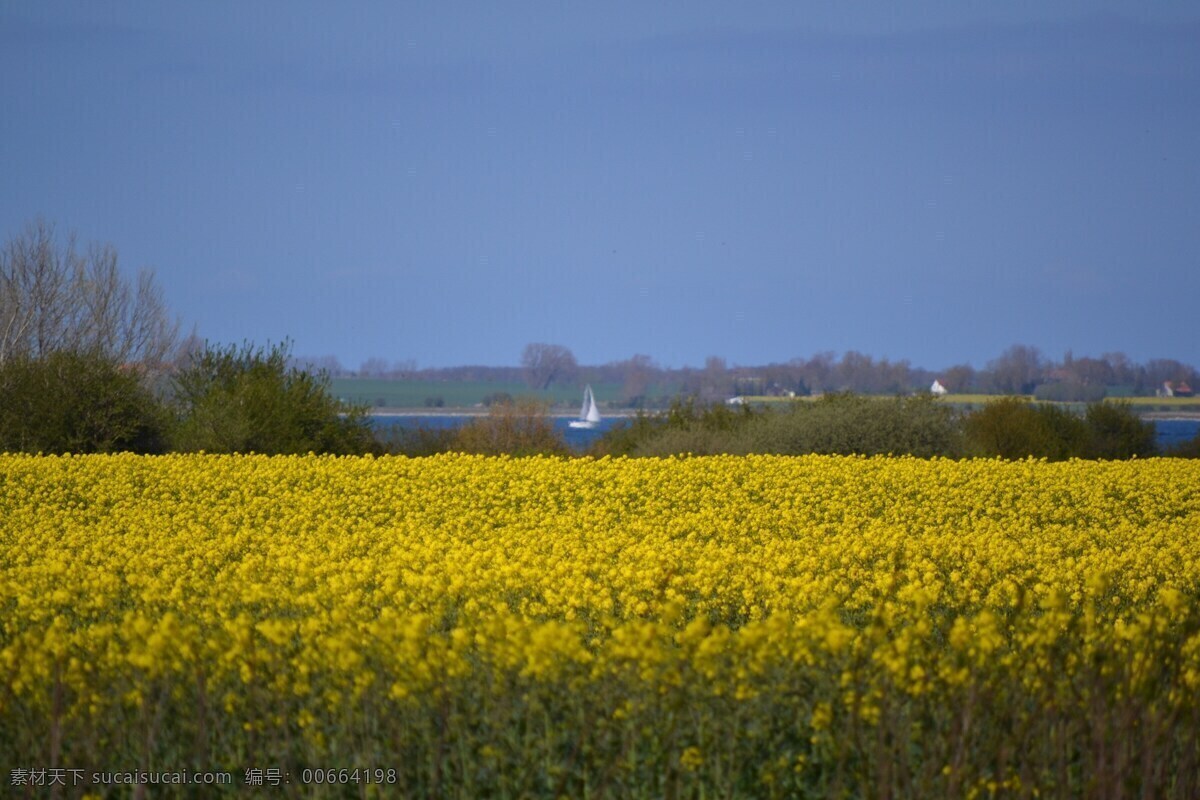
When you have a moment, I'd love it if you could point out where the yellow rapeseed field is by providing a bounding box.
[2,453,1199,797]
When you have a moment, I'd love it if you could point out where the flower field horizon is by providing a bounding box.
[2,452,1199,797]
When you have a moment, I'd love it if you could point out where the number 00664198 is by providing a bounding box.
[300,769,397,785]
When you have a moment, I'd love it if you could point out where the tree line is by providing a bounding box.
[323,344,1198,408]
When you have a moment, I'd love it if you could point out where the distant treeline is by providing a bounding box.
[4,343,1199,460]
[301,345,1200,407]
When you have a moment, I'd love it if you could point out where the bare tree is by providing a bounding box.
[169,329,205,371]
[620,354,657,405]
[521,343,577,390]
[940,364,976,393]
[837,351,876,393]
[0,220,68,359]
[702,355,730,399]
[358,357,390,378]
[1063,355,1114,386]
[985,344,1045,395]
[1099,352,1134,387]
[290,354,347,377]
[391,358,417,379]
[1143,358,1195,390]
[878,358,913,394]
[798,352,837,394]
[0,219,178,368]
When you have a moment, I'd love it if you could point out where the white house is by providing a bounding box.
[930,380,949,396]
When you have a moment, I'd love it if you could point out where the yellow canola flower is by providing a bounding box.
[0,452,1197,731]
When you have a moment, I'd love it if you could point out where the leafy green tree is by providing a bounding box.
[0,350,169,453]
[170,340,377,454]
[1083,402,1157,459]
[963,398,1085,460]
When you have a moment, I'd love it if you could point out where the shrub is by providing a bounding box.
[170,340,378,455]
[748,393,963,457]
[1033,403,1090,458]
[0,350,169,453]
[375,422,459,457]
[1083,402,1157,459]
[593,394,962,458]
[1168,431,1200,458]
[597,394,1159,462]
[590,398,756,456]
[589,411,669,456]
[452,398,568,456]
[962,398,1086,460]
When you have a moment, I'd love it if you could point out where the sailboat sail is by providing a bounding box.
[583,386,601,423]
[570,385,602,428]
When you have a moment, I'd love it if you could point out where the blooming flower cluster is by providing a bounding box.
[2,453,1198,796]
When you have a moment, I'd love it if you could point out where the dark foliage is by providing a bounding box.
[747,393,963,458]
[963,398,1073,459]
[170,340,378,455]
[0,350,169,453]
[592,394,962,458]
[588,398,755,456]
[1167,430,1200,458]
[375,422,459,457]
[963,398,1158,460]
[595,394,1165,461]
[1082,402,1157,459]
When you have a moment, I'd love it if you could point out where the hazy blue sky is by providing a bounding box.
[3,2,1198,370]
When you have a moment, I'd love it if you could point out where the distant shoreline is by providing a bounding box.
[363,407,1200,421]
[366,408,641,418]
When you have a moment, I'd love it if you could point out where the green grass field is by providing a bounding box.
[1112,395,1200,409]
[713,393,1200,415]
[331,379,582,409]
[940,393,1200,412]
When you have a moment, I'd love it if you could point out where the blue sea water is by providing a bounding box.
[371,415,623,451]
[373,415,1200,454]
[1154,418,1200,451]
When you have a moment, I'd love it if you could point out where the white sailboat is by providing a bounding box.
[568,384,602,429]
